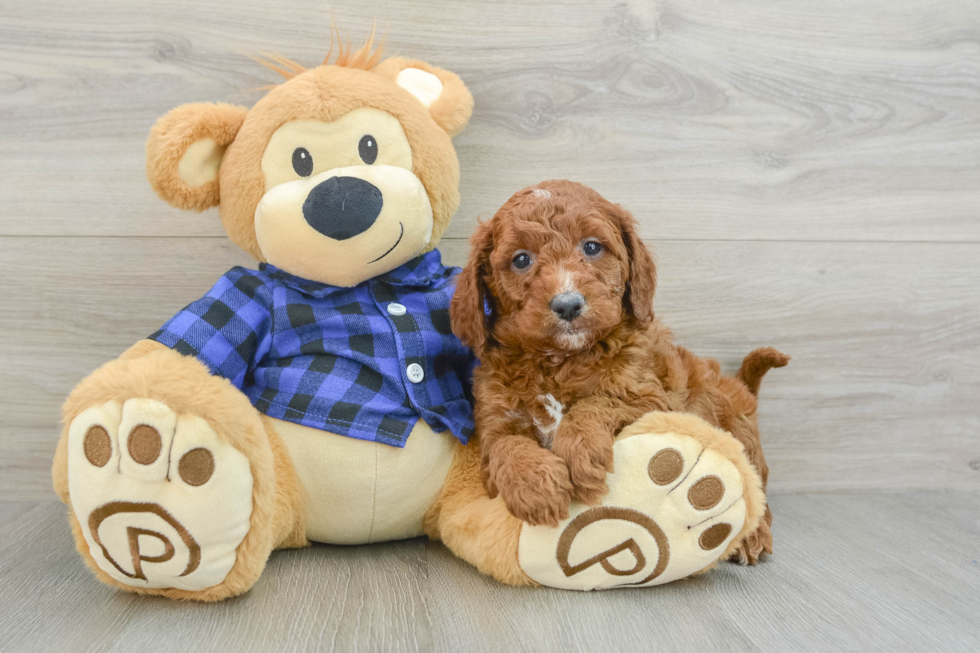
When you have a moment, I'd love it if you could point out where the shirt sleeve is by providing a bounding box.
[148,267,273,390]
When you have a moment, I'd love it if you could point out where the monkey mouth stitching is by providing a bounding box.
[369,222,404,264]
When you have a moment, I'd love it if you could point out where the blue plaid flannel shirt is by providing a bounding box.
[149,250,475,447]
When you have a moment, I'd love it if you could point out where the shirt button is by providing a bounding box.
[387,303,407,316]
[406,363,425,383]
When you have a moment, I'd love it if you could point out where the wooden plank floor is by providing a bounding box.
[1,493,978,652]
[1,0,979,650]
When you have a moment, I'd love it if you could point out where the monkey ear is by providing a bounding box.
[451,221,495,357]
[612,204,657,323]
[374,57,473,137]
[145,102,249,211]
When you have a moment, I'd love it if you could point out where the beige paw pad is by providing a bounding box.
[518,431,746,590]
[67,399,253,591]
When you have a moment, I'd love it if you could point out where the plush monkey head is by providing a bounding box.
[146,36,473,287]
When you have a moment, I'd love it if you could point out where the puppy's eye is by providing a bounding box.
[511,251,533,271]
[292,147,313,177]
[583,240,602,257]
[358,135,378,164]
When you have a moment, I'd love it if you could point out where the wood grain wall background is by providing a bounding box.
[2,0,978,501]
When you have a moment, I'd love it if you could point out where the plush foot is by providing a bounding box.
[67,398,253,591]
[517,420,761,590]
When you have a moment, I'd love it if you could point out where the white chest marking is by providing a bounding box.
[533,394,565,449]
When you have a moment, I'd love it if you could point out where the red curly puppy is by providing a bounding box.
[451,180,788,564]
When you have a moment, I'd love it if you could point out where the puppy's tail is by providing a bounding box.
[737,347,790,396]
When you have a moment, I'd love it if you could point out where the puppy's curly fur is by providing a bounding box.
[451,180,788,564]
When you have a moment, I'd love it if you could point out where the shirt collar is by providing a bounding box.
[378,249,455,287]
[259,249,453,298]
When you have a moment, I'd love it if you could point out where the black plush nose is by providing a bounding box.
[550,292,585,321]
[302,176,384,240]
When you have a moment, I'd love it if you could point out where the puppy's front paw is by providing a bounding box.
[488,444,574,527]
[501,472,573,528]
[729,507,773,565]
[552,427,613,505]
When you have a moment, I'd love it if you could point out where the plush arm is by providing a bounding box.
[145,268,273,390]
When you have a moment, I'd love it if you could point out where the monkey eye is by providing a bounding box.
[511,251,533,271]
[582,240,602,257]
[358,135,378,164]
[292,147,313,177]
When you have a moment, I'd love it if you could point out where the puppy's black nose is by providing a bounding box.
[550,292,585,321]
[302,176,383,240]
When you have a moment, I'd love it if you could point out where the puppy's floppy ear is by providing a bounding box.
[374,57,474,137]
[612,204,657,323]
[451,220,495,356]
[146,102,249,211]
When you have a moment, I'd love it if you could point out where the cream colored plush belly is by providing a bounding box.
[273,418,458,544]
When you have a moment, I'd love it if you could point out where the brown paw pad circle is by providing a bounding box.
[688,475,724,510]
[647,448,683,485]
[83,426,112,467]
[178,448,215,486]
[699,523,732,551]
[128,424,162,465]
